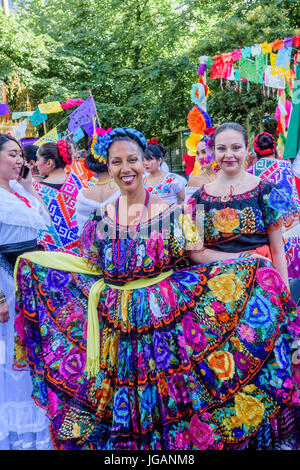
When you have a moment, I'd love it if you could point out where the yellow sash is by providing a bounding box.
[14,251,174,378]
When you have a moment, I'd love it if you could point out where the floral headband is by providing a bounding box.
[57,139,72,165]
[91,127,147,163]
[91,128,113,164]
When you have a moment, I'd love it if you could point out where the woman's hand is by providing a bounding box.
[0,301,9,323]
[245,253,271,262]
[18,164,33,191]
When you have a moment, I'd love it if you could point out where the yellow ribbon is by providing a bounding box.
[14,251,174,378]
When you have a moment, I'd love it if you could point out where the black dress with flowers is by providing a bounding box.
[189,180,299,253]
[14,203,300,450]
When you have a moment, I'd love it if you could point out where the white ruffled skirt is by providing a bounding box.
[0,255,52,450]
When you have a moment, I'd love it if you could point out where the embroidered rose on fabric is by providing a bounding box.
[179,213,201,245]
[14,311,26,342]
[182,314,206,352]
[153,331,171,370]
[212,207,240,233]
[188,414,214,449]
[207,270,244,303]
[232,392,265,430]
[113,387,130,426]
[81,220,97,250]
[146,231,164,264]
[44,269,72,292]
[238,323,257,343]
[59,347,85,381]
[167,373,191,404]
[207,350,235,382]
[267,187,291,212]
[256,266,286,295]
[244,295,276,329]
[158,279,177,311]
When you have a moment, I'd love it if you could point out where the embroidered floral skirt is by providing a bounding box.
[14,258,300,450]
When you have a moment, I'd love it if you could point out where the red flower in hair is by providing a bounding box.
[147,137,158,145]
[57,139,72,164]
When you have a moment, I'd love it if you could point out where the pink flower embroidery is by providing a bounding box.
[146,231,164,264]
[189,415,214,449]
[256,267,285,295]
[14,311,26,342]
[158,279,177,310]
[238,323,256,342]
[59,347,85,381]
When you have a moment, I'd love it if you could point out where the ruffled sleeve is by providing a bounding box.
[169,173,187,194]
[259,181,300,233]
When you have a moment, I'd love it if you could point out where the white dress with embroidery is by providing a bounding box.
[75,187,120,234]
[0,180,52,450]
[144,172,187,204]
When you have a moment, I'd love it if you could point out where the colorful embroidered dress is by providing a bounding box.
[14,204,300,450]
[145,173,187,203]
[33,173,87,253]
[190,180,299,255]
[249,159,300,280]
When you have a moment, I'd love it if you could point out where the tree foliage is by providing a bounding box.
[0,0,298,143]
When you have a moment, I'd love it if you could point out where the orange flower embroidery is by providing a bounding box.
[207,270,244,303]
[207,350,235,382]
[212,207,240,233]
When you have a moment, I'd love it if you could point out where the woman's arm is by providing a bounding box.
[187,247,241,264]
[0,288,9,323]
[177,188,185,202]
[268,226,289,288]
[18,168,50,216]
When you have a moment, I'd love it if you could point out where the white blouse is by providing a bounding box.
[144,173,187,204]
[0,180,51,246]
[75,187,120,234]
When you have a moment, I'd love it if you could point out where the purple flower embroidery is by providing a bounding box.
[189,414,214,449]
[105,288,118,310]
[234,352,250,371]
[153,331,171,370]
[81,220,97,250]
[59,347,85,381]
[146,231,164,264]
[44,269,72,292]
[182,314,206,352]
[167,373,191,404]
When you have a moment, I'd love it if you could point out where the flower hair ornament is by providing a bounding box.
[91,128,113,163]
[201,126,218,167]
[147,137,158,145]
[57,139,72,165]
[91,127,147,163]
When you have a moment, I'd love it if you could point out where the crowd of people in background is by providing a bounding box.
[0,121,299,451]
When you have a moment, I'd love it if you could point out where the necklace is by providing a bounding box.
[219,174,245,203]
[112,190,150,267]
[96,178,113,186]
[0,184,31,207]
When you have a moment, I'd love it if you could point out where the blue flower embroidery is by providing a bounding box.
[244,296,276,329]
[274,336,291,370]
[267,188,291,213]
[113,388,130,426]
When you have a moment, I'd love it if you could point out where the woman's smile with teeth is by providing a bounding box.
[121,175,135,182]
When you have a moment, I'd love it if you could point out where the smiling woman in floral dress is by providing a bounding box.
[14,127,300,451]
